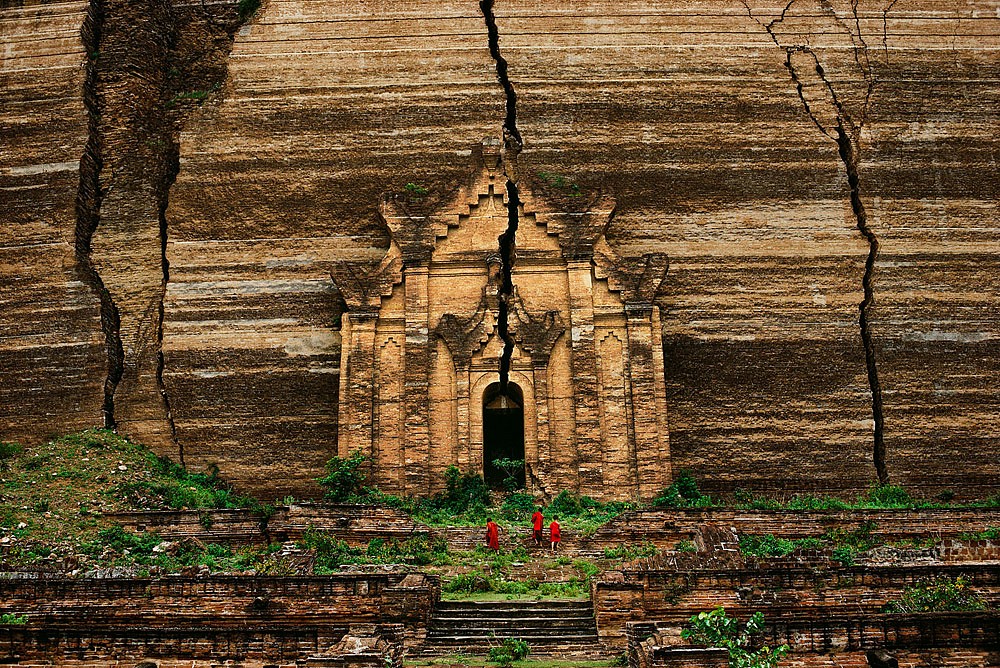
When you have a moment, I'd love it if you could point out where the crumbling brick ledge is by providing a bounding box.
[0,574,437,664]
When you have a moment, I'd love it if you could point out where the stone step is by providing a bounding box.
[428,629,598,640]
[430,608,595,618]
[425,633,600,642]
[431,616,595,626]
[423,596,600,658]
[431,610,594,625]
[419,635,605,659]
[434,600,593,611]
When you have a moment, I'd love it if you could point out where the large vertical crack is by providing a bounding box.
[835,125,887,484]
[154,2,248,464]
[74,0,248,456]
[158,146,182,464]
[744,0,888,483]
[76,0,123,430]
[480,0,522,393]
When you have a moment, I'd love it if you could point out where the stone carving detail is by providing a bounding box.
[329,243,403,314]
[434,290,494,368]
[593,237,669,306]
[510,288,565,366]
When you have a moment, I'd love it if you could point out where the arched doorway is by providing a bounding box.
[483,382,525,490]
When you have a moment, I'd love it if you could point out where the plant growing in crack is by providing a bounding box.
[237,0,261,22]
[166,90,210,108]
[537,170,582,196]
[490,458,525,492]
[403,182,429,197]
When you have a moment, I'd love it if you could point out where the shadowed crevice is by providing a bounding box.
[480,0,522,393]
[836,125,887,485]
[76,0,123,430]
[75,0,248,456]
[158,145,182,465]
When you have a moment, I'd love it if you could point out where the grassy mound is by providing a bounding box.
[0,429,261,570]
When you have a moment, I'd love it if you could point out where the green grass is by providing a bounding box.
[374,488,635,538]
[602,541,658,561]
[298,531,451,574]
[960,527,1000,541]
[738,534,824,557]
[738,521,886,564]
[730,483,985,512]
[437,546,598,601]
[75,526,286,575]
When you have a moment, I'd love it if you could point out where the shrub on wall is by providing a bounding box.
[884,576,988,613]
[653,470,713,508]
[682,607,789,668]
[440,465,492,512]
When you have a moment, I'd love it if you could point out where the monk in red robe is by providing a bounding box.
[549,516,561,554]
[485,517,500,553]
[531,507,544,547]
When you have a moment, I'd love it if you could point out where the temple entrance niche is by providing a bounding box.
[330,140,673,502]
[483,382,525,490]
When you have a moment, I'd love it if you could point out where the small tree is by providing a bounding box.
[0,442,22,472]
[491,458,525,491]
[316,451,370,502]
[682,607,788,668]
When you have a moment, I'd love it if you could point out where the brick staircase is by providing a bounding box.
[422,599,603,658]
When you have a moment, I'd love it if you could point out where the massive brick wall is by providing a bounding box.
[161,0,502,495]
[493,0,1000,496]
[1,1,997,499]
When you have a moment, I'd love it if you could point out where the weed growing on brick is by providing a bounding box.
[884,576,988,613]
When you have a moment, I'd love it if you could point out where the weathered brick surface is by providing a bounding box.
[0,0,105,441]
[160,0,499,497]
[103,506,1000,562]
[629,616,1000,668]
[107,504,431,546]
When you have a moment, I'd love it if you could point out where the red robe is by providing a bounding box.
[486,521,500,550]
[549,521,561,543]
[531,511,544,532]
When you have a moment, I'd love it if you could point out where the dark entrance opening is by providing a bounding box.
[483,382,525,490]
